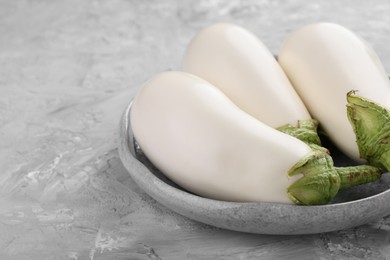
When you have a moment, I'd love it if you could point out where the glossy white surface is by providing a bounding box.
[279,22,390,161]
[183,23,310,128]
[131,71,308,204]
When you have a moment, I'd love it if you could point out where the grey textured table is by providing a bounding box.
[1,1,390,259]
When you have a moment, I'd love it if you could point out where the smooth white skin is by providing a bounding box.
[182,23,310,128]
[131,71,310,204]
[279,22,390,161]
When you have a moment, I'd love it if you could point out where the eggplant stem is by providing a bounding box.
[336,165,382,189]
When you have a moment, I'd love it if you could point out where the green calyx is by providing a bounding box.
[277,119,322,147]
[287,151,382,205]
[277,119,329,153]
[287,151,340,205]
[347,91,390,171]
[280,117,383,205]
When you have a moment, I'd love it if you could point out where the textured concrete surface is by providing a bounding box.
[1,0,390,259]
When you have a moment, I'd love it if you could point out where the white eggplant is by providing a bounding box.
[279,22,390,169]
[182,23,310,129]
[181,22,383,183]
[130,71,379,205]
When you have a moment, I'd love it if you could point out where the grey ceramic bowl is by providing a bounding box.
[118,100,390,235]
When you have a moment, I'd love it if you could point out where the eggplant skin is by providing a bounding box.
[131,71,310,204]
[279,22,390,161]
[182,23,310,129]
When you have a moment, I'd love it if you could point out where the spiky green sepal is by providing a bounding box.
[347,91,390,171]
[287,151,340,205]
[277,119,322,147]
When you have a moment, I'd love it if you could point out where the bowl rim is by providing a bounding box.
[118,99,390,234]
